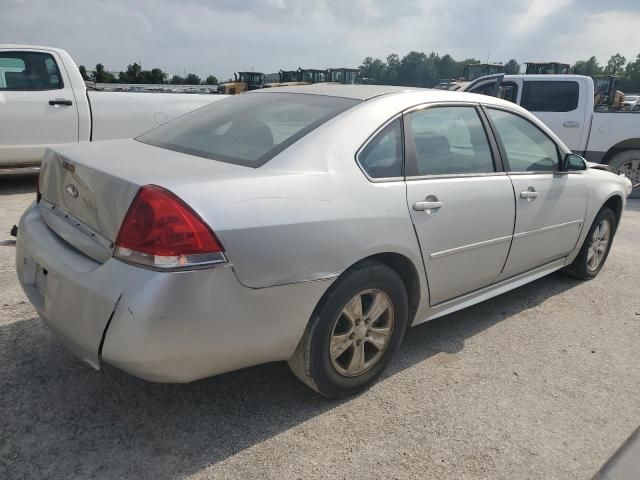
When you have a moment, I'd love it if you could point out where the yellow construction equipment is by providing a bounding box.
[217,72,264,94]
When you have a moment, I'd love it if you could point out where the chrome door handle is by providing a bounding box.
[413,201,444,212]
[520,190,539,199]
[563,121,580,128]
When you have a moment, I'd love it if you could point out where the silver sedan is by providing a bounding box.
[16,85,632,397]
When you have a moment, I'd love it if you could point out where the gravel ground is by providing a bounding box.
[1,174,639,480]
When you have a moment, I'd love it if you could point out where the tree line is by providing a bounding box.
[78,63,219,86]
[79,51,640,91]
[359,52,640,91]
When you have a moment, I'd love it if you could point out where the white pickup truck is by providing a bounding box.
[462,74,640,197]
[0,45,226,171]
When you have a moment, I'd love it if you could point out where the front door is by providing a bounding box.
[0,49,78,165]
[485,108,588,278]
[404,105,516,305]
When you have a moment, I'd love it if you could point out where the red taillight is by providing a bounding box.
[114,185,226,269]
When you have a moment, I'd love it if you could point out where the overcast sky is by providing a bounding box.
[2,0,639,79]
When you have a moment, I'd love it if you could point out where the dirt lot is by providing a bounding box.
[1,174,639,479]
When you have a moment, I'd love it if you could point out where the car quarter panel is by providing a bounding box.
[166,92,432,293]
[102,263,335,382]
[17,201,335,381]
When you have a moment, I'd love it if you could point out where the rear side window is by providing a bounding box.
[405,106,495,176]
[521,81,579,112]
[138,93,360,167]
[358,118,403,179]
[0,51,63,90]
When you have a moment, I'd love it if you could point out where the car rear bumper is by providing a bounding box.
[16,202,334,382]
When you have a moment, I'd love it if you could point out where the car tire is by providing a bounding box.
[288,261,408,398]
[607,149,640,199]
[563,207,617,280]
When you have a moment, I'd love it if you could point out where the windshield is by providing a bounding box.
[137,93,359,167]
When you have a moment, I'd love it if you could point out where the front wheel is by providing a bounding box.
[563,207,616,280]
[288,261,408,398]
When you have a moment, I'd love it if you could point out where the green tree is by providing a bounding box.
[205,75,219,85]
[93,63,116,83]
[185,73,201,85]
[147,68,167,84]
[504,59,520,75]
[572,56,603,76]
[119,63,143,83]
[604,54,626,76]
[359,56,386,84]
[438,54,458,80]
[78,65,90,81]
[170,75,185,85]
[384,53,400,84]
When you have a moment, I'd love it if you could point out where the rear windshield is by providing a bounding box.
[137,93,360,167]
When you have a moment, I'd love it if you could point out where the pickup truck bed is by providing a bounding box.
[0,44,225,169]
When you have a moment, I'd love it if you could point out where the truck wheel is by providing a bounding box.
[563,207,616,280]
[607,150,640,198]
[288,261,408,398]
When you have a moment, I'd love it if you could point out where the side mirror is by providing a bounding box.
[561,153,587,171]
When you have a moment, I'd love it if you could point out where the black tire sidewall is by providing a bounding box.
[307,263,408,398]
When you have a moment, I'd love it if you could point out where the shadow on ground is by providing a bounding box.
[0,272,579,479]
[0,173,37,196]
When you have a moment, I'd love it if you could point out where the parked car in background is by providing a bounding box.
[16,86,632,397]
[622,94,638,109]
[0,45,226,172]
[461,74,640,197]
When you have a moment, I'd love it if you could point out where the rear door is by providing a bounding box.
[519,79,589,153]
[0,49,78,165]
[485,107,587,279]
[404,104,516,305]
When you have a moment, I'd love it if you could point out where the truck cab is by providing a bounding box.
[463,74,640,196]
[0,46,86,168]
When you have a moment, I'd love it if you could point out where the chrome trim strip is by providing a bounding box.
[513,219,583,240]
[429,235,512,260]
[407,171,507,182]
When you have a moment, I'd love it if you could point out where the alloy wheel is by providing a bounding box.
[329,289,395,377]
[587,219,611,271]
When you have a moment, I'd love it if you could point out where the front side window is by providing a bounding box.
[487,109,560,172]
[406,106,495,176]
[138,93,360,167]
[0,51,63,90]
[521,81,579,112]
[358,118,403,179]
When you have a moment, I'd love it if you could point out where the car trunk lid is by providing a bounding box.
[38,139,255,261]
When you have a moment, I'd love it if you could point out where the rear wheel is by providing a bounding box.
[288,261,408,398]
[607,150,640,198]
[563,207,616,280]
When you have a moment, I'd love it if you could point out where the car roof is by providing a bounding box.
[251,84,425,100]
[250,84,520,105]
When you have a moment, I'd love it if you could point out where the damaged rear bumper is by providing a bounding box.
[16,202,124,370]
[16,202,334,383]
